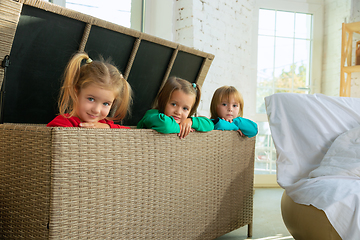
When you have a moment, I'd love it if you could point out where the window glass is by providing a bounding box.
[295,13,312,39]
[258,9,275,36]
[65,0,132,28]
[255,122,276,175]
[256,9,313,113]
[255,9,313,174]
[274,37,294,89]
[275,11,294,38]
[294,39,311,89]
[257,35,275,82]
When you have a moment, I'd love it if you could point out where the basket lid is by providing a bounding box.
[0,0,213,126]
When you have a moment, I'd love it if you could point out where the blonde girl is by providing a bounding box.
[210,86,257,138]
[137,76,214,138]
[47,52,132,128]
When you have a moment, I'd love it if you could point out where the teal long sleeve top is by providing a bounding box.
[211,117,258,138]
[137,109,214,134]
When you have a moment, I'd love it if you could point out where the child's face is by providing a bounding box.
[164,90,195,124]
[216,96,240,121]
[75,83,115,123]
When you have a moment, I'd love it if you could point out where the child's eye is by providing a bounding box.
[222,103,227,106]
[103,102,111,107]
[171,103,176,106]
[88,97,94,102]
[233,104,238,108]
[183,107,189,111]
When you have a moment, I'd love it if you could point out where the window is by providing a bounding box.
[66,0,132,28]
[49,0,144,31]
[257,9,312,114]
[252,0,323,186]
[256,9,312,175]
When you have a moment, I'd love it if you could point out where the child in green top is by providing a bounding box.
[137,76,214,138]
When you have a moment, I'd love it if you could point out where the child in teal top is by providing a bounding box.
[210,86,258,138]
[137,76,214,138]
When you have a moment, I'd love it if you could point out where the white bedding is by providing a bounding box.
[265,93,360,240]
[309,126,360,178]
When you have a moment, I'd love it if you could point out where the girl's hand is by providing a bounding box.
[222,117,233,123]
[79,122,110,129]
[237,129,244,136]
[178,118,193,139]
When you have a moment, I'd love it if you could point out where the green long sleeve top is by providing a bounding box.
[137,109,214,134]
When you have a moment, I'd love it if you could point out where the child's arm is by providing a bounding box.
[178,117,214,138]
[190,116,214,132]
[47,115,79,127]
[101,119,130,129]
[233,117,258,138]
[137,109,180,134]
[213,118,239,131]
[80,120,131,129]
[79,122,110,128]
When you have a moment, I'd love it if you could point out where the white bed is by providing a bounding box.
[265,93,360,240]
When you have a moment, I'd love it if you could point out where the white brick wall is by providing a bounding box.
[174,0,256,118]
[349,0,360,97]
[321,0,360,97]
[322,0,351,96]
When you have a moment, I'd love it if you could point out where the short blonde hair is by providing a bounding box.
[58,52,132,121]
[210,86,244,119]
[153,76,201,117]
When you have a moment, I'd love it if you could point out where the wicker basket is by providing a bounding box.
[0,124,255,239]
[0,0,255,239]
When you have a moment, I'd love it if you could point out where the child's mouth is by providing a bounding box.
[172,116,181,122]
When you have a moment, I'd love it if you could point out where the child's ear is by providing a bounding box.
[75,86,80,94]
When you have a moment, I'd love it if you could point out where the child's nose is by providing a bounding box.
[92,104,101,113]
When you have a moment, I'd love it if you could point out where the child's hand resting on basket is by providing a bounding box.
[178,118,195,139]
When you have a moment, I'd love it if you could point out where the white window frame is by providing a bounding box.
[251,0,323,187]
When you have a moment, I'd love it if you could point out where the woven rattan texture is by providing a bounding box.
[0,0,21,85]
[0,124,52,239]
[0,124,255,239]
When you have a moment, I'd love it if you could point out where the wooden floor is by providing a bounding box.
[215,188,294,240]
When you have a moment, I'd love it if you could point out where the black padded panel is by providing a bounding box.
[169,51,204,83]
[2,4,209,126]
[84,25,135,74]
[124,40,173,126]
[4,5,85,124]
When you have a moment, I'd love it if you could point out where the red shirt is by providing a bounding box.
[47,114,130,129]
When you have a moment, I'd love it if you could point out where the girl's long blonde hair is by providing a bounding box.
[58,52,132,121]
[153,76,201,117]
[210,86,244,119]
